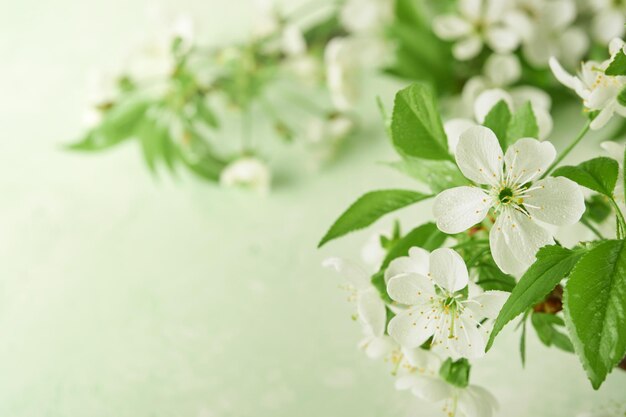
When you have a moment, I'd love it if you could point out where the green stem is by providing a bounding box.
[541,121,591,179]
[451,239,489,250]
[609,198,626,239]
[580,217,604,240]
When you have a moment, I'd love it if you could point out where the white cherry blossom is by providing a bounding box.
[589,0,626,44]
[340,0,393,35]
[219,156,271,194]
[550,38,626,130]
[433,126,585,275]
[433,0,520,61]
[386,247,508,358]
[323,257,390,358]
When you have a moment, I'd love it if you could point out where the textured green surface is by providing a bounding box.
[0,1,624,416]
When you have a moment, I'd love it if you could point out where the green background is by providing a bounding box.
[0,0,623,416]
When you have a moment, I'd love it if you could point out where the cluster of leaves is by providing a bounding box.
[320,80,626,390]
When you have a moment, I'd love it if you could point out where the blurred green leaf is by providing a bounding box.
[380,222,447,270]
[531,312,574,353]
[387,157,467,193]
[507,102,539,143]
[484,100,512,150]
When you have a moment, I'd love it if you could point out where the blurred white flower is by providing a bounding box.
[433,0,519,61]
[219,156,271,193]
[340,0,393,34]
[252,0,280,38]
[386,247,508,358]
[550,38,626,130]
[601,141,625,208]
[483,53,521,87]
[360,231,388,270]
[507,0,588,68]
[589,0,626,44]
[433,126,585,275]
[323,257,390,358]
[401,376,498,417]
[82,70,119,127]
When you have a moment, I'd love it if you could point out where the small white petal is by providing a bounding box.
[357,288,387,337]
[455,126,504,185]
[484,53,521,86]
[504,138,556,184]
[474,88,514,124]
[485,26,520,53]
[459,385,499,417]
[432,14,473,40]
[402,347,442,372]
[411,376,454,402]
[592,11,626,44]
[433,186,492,234]
[609,37,626,57]
[542,0,576,30]
[384,246,430,282]
[429,248,469,293]
[395,375,421,391]
[444,118,476,153]
[489,208,554,276]
[464,290,509,320]
[360,335,395,359]
[549,57,584,94]
[524,177,585,226]
[387,273,436,305]
[590,102,617,130]
[453,35,483,61]
[388,308,437,348]
[533,106,554,140]
[600,141,625,163]
[322,257,370,289]
[510,86,552,111]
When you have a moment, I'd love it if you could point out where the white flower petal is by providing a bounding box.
[489,208,554,275]
[433,186,492,234]
[455,126,504,185]
[542,0,576,30]
[549,57,585,94]
[395,375,421,391]
[360,335,394,359]
[432,14,473,40]
[453,35,483,61]
[485,26,520,53]
[510,86,552,111]
[388,307,437,348]
[387,273,436,305]
[402,347,442,372]
[504,138,556,184]
[459,0,482,20]
[384,246,430,282]
[444,118,476,153]
[558,27,589,69]
[601,141,625,163]
[357,288,387,337]
[524,177,585,226]
[429,248,469,293]
[464,290,509,319]
[474,88,514,124]
[322,257,371,289]
[459,385,498,417]
[533,105,554,140]
[593,11,626,44]
[609,37,626,57]
[590,102,616,130]
[484,53,521,86]
[411,376,454,402]
[435,313,486,359]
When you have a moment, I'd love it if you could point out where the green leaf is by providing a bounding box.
[195,96,219,128]
[618,87,626,107]
[475,263,516,292]
[531,313,574,353]
[553,157,618,197]
[386,157,468,193]
[486,245,586,351]
[520,314,528,367]
[390,83,450,160]
[605,50,626,76]
[585,195,612,224]
[439,358,470,388]
[137,119,162,173]
[483,100,512,150]
[371,271,392,304]
[318,189,432,247]
[564,239,626,389]
[68,98,150,151]
[507,102,539,143]
[380,222,447,270]
[177,130,226,182]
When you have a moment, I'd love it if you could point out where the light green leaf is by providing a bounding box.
[618,87,626,107]
[507,102,539,143]
[486,245,586,351]
[318,189,432,247]
[387,157,468,193]
[564,239,626,389]
[68,98,149,151]
[390,83,450,160]
[483,100,512,150]
[605,50,626,76]
[380,222,447,270]
[553,157,618,197]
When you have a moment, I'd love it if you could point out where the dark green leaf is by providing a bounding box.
[475,263,516,292]
[380,222,447,270]
[553,157,618,197]
[391,83,450,160]
[584,195,612,224]
[531,312,574,353]
[507,102,539,143]
[486,245,586,351]
[439,358,470,388]
[318,189,432,247]
[618,87,626,107]
[483,100,512,150]
[386,157,468,193]
[371,271,392,304]
[564,239,626,389]
[520,314,528,367]
[605,50,626,76]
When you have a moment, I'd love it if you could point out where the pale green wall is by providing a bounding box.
[0,1,623,416]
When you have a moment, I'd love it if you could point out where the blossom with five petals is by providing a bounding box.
[433,126,585,275]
